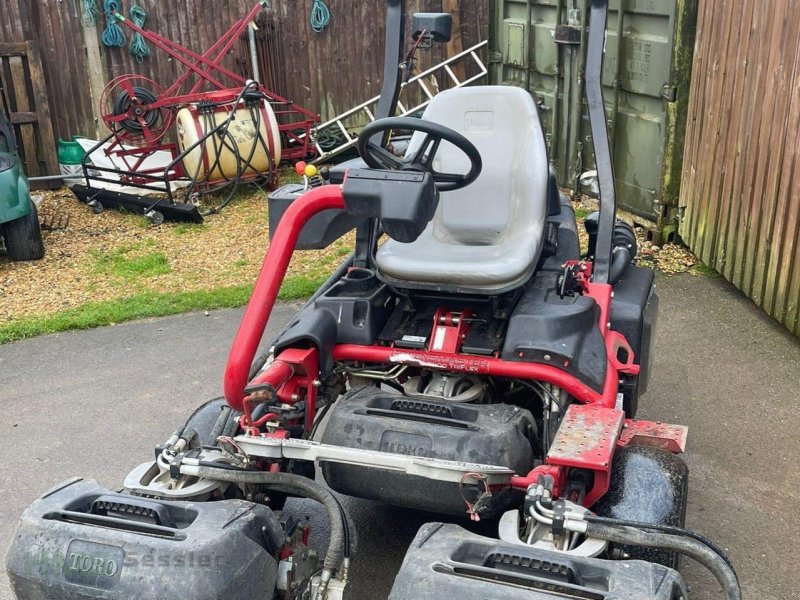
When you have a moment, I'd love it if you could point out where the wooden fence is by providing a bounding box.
[0,0,488,154]
[679,0,800,336]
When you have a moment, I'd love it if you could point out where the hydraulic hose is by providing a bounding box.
[586,522,741,600]
[191,464,347,572]
[607,220,638,284]
[608,246,633,284]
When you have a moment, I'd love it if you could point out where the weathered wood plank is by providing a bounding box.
[8,55,39,176]
[25,42,58,177]
[740,1,789,300]
[695,0,737,266]
[714,0,755,278]
[0,43,28,56]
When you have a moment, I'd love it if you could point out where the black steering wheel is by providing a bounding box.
[357,117,482,192]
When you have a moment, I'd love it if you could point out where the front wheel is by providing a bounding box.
[2,201,44,261]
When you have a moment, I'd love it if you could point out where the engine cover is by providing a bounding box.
[389,523,688,599]
[6,478,284,600]
[320,386,537,516]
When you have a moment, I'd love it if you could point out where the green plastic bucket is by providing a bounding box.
[57,136,86,184]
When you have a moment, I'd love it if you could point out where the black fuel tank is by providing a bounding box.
[320,385,537,516]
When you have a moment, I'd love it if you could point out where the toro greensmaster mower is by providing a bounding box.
[6,1,740,599]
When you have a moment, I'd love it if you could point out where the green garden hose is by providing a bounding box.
[82,0,99,27]
[102,0,126,47]
[128,1,150,62]
[310,0,330,33]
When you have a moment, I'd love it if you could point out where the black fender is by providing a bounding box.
[594,445,689,569]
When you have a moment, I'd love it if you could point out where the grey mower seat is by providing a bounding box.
[375,86,550,294]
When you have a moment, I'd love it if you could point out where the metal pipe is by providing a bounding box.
[224,185,347,410]
[609,1,624,146]
[331,344,620,408]
[27,174,73,183]
[248,21,260,83]
[525,0,533,92]
[568,0,589,198]
[550,0,565,165]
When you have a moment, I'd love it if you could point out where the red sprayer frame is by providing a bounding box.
[110,1,319,158]
[223,184,683,508]
[90,1,320,198]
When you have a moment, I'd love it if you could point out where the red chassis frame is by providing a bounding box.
[223,184,686,509]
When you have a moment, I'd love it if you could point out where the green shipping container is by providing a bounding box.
[489,0,697,241]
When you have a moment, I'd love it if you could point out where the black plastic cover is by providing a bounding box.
[6,478,283,600]
[412,12,453,42]
[547,166,562,217]
[610,265,659,414]
[274,307,339,374]
[314,268,392,345]
[342,168,438,243]
[321,385,536,516]
[539,193,581,272]
[268,183,364,250]
[389,523,688,599]
[594,446,688,569]
[502,270,607,392]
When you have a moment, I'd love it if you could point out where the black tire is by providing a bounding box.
[2,201,44,261]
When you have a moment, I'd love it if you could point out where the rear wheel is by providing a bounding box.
[2,201,44,261]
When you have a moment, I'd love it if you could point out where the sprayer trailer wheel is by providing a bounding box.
[2,201,44,261]
[145,210,164,226]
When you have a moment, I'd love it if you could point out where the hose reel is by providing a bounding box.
[100,74,171,143]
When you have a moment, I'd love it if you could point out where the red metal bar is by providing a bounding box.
[114,16,228,90]
[224,186,346,410]
[114,3,263,94]
[162,27,240,96]
[331,345,619,406]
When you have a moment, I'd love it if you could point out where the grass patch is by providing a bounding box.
[93,248,172,280]
[573,205,592,221]
[173,223,203,236]
[690,261,719,277]
[0,274,325,344]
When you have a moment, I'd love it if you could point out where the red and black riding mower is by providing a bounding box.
[6,1,740,599]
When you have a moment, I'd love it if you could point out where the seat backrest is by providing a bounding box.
[406,86,549,246]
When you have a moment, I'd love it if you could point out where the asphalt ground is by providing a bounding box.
[1,273,798,599]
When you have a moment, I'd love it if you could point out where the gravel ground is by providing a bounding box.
[0,187,353,324]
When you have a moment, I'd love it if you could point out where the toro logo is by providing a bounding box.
[63,540,124,590]
[463,111,494,132]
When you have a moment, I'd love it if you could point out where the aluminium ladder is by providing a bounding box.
[310,40,489,164]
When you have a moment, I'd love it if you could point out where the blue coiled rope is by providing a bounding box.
[128,1,150,62]
[82,0,99,27]
[101,0,126,47]
[310,0,330,33]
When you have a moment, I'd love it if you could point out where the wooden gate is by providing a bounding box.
[0,41,58,184]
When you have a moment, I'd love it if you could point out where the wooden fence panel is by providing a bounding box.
[680,0,800,335]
